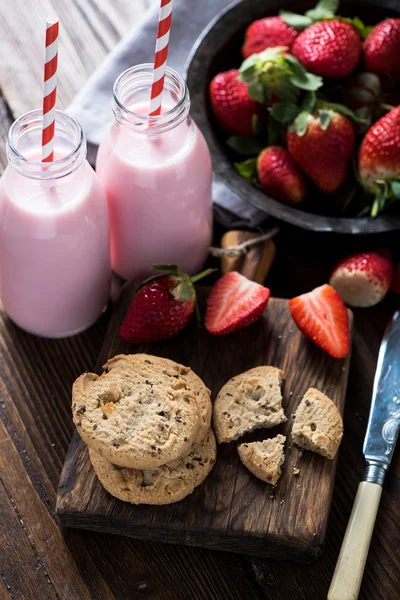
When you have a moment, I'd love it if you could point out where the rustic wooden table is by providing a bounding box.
[0,1,399,599]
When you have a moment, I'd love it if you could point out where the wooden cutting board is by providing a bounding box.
[56,284,352,562]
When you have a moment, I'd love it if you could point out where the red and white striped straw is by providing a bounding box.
[149,0,173,117]
[42,19,59,162]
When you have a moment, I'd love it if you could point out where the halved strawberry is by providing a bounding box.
[205,272,270,336]
[289,284,350,359]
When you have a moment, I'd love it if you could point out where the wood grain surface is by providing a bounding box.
[0,0,399,598]
[57,290,352,561]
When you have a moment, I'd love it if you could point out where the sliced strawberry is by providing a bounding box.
[329,250,393,307]
[205,272,270,336]
[289,284,350,359]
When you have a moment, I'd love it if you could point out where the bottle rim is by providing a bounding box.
[112,64,190,134]
[6,109,86,179]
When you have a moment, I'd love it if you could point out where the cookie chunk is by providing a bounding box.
[72,354,209,469]
[238,435,286,485]
[213,366,287,444]
[292,388,343,459]
[89,429,217,505]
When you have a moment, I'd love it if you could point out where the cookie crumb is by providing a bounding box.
[293,466,300,476]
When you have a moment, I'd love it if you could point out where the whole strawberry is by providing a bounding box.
[209,69,260,136]
[359,106,400,195]
[292,20,362,79]
[257,146,307,205]
[287,109,355,193]
[364,19,400,83]
[329,250,393,308]
[120,265,213,344]
[242,16,298,59]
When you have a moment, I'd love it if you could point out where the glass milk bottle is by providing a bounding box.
[0,110,111,337]
[96,64,213,281]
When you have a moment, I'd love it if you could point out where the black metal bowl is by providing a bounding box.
[186,0,400,234]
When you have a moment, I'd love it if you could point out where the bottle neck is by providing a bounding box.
[6,109,87,180]
[112,64,191,137]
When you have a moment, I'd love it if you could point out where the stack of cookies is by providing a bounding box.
[72,354,216,505]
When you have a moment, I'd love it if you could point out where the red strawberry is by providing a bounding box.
[257,146,307,205]
[289,284,350,359]
[287,109,355,193]
[120,265,212,343]
[292,20,362,79]
[209,69,260,136]
[358,106,400,194]
[205,272,270,335]
[329,250,393,308]
[242,16,298,59]
[391,261,400,294]
[364,19,400,83]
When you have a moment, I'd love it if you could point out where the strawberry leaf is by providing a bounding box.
[285,58,323,91]
[227,136,263,156]
[270,102,301,123]
[319,109,332,130]
[371,180,389,217]
[391,180,400,199]
[252,113,261,135]
[247,79,265,103]
[338,16,373,40]
[306,0,339,20]
[321,101,367,123]
[301,91,317,113]
[275,85,299,104]
[295,111,310,136]
[152,264,180,273]
[280,10,313,29]
[235,158,258,183]
[267,116,284,146]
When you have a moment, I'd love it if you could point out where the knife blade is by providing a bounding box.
[329,311,400,600]
[363,310,400,482]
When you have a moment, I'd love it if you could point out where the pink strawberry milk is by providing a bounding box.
[0,110,111,337]
[96,64,213,281]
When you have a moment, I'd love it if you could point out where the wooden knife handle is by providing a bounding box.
[220,231,276,284]
[328,481,382,600]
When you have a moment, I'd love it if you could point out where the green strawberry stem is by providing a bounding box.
[190,268,216,284]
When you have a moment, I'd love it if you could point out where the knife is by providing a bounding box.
[328,311,400,600]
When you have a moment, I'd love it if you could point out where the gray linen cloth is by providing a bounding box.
[68,0,267,228]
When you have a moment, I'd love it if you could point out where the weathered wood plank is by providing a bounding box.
[0,419,93,600]
[0,480,58,600]
[0,0,152,115]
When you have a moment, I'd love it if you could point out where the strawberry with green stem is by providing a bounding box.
[120,264,215,344]
[358,106,400,216]
[209,69,263,136]
[280,0,372,41]
[274,91,356,194]
[238,47,323,106]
